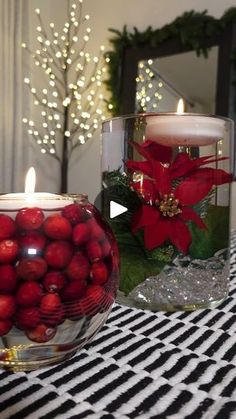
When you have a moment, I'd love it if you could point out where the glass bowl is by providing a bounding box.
[0,194,119,371]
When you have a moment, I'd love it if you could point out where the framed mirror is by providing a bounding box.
[105,9,236,121]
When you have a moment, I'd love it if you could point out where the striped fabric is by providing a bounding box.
[1,237,236,418]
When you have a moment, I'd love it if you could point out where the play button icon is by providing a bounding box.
[93,185,131,221]
[110,201,128,219]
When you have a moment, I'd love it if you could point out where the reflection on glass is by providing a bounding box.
[135,47,218,114]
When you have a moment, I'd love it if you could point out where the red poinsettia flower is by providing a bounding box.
[131,175,207,253]
[130,140,172,163]
[127,140,232,254]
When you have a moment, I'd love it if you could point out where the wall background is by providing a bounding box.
[26,0,236,226]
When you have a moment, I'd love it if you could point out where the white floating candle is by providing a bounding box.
[145,113,226,146]
[0,167,74,211]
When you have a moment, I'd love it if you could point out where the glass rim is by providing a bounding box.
[102,112,233,126]
[0,193,88,202]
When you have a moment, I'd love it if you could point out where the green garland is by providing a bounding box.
[104,8,236,116]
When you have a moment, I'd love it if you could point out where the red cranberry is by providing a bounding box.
[18,231,46,254]
[0,294,16,319]
[0,265,17,293]
[44,241,73,269]
[66,253,90,281]
[85,284,105,304]
[62,203,84,225]
[101,238,112,258]
[43,271,66,292]
[15,306,41,330]
[40,293,65,327]
[61,280,86,301]
[86,240,102,262]
[0,214,16,240]
[16,257,47,281]
[26,324,57,343]
[16,207,45,230]
[90,261,108,285]
[43,215,72,240]
[72,223,90,246]
[16,281,42,306]
[0,319,13,336]
[0,240,19,263]
[40,293,61,314]
[87,218,105,240]
[41,305,65,327]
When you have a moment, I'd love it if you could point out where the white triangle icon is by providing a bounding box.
[110,201,128,219]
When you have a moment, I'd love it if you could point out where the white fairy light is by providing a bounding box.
[22,3,110,189]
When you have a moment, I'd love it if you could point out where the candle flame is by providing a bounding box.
[177,98,184,114]
[25,167,36,194]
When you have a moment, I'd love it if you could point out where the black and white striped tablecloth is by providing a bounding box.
[1,238,236,419]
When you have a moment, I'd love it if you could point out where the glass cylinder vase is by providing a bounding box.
[0,194,119,371]
[101,113,234,311]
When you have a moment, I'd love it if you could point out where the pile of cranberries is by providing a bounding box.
[0,202,118,343]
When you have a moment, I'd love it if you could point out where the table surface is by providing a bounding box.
[1,237,236,419]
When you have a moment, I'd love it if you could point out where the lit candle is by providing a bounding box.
[146,101,225,146]
[0,167,74,211]
[177,98,184,114]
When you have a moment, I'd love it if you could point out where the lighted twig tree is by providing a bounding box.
[22,0,109,192]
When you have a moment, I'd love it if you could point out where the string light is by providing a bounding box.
[136,60,165,112]
[21,0,111,178]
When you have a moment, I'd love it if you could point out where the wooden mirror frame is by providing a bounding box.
[105,9,236,120]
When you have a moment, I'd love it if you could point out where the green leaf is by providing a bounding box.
[189,205,230,259]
